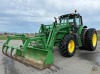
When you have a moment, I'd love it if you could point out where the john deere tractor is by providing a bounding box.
[2,11,97,69]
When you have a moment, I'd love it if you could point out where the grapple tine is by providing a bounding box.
[5,46,9,54]
[10,48,14,57]
[4,47,12,58]
[2,47,30,67]
[2,46,7,55]
[2,46,5,54]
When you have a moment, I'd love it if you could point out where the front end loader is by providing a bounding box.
[2,11,98,69]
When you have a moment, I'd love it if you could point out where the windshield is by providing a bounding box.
[60,14,82,26]
[60,16,74,24]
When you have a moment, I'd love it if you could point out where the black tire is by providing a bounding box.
[59,35,76,57]
[85,28,97,51]
[79,29,87,49]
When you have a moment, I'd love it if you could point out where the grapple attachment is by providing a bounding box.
[2,35,53,69]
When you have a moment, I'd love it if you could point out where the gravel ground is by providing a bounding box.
[0,40,100,74]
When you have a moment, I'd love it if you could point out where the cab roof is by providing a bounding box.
[59,13,81,18]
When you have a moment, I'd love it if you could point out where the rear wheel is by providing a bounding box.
[59,35,76,57]
[85,28,97,51]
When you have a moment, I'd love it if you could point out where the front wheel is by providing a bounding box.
[59,35,76,57]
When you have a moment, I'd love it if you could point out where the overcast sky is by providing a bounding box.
[0,0,100,33]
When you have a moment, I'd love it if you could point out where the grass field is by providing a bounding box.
[0,35,22,40]
[98,34,100,40]
[0,34,100,40]
[0,34,34,40]
[0,35,8,40]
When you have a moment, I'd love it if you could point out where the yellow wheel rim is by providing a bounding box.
[68,40,75,53]
[92,33,97,47]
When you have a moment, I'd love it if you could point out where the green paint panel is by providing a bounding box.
[25,48,48,63]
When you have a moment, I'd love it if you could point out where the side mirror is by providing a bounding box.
[54,17,57,23]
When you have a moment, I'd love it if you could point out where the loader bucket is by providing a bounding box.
[15,47,53,69]
[2,41,53,69]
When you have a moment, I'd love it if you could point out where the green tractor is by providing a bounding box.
[2,11,97,69]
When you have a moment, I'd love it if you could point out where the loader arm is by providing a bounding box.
[3,34,26,46]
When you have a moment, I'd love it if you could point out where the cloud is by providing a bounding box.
[0,0,100,33]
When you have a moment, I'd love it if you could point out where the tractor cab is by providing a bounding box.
[59,13,83,26]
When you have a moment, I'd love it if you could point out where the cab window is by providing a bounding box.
[75,17,81,25]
